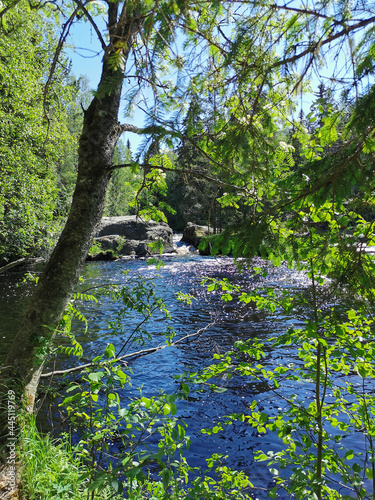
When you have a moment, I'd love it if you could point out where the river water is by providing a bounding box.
[0,237,372,498]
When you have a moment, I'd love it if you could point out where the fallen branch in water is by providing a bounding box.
[0,258,27,274]
[40,319,217,379]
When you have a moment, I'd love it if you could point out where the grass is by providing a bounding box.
[19,415,123,500]
[20,415,85,499]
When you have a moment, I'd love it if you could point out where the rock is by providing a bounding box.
[93,216,174,257]
[181,222,214,248]
[86,249,118,261]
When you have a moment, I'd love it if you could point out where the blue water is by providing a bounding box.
[39,253,309,496]
[1,247,373,498]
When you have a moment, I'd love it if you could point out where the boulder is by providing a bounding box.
[181,222,214,248]
[93,216,174,257]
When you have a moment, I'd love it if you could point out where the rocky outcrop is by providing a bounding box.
[182,222,214,249]
[92,216,174,257]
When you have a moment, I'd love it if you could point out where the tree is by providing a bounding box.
[104,139,139,216]
[0,6,75,266]
[2,0,235,412]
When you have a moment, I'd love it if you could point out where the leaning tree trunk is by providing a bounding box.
[4,7,141,412]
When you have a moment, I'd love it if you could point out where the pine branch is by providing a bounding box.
[272,15,375,70]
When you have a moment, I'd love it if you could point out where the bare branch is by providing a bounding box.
[73,0,107,51]
[40,321,217,378]
[270,3,347,24]
[125,74,170,88]
[117,123,145,134]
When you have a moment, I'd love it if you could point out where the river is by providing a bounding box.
[0,237,372,498]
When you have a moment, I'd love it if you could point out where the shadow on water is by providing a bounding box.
[0,270,36,360]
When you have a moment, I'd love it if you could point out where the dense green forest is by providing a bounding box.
[1,0,375,498]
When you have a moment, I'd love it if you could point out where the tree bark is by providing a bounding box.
[4,5,142,412]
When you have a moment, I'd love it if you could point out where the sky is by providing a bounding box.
[68,20,145,152]
[66,9,357,157]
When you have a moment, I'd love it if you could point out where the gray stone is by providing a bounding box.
[94,216,174,256]
[182,222,214,248]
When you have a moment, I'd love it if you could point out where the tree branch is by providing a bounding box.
[272,130,374,215]
[0,258,27,274]
[125,74,170,88]
[109,161,253,195]
[43,9,78,121]
[73,0,107,51]
[176,18,229,56]
[270,4,348,24]
[272,15,375,70]
[118,123,145,134]
[40,321,217,378]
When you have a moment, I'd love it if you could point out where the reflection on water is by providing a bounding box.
[0,241,371,497]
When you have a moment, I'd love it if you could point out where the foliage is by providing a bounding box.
[2,0,375,498]
[88,240,103,259]
[55,75,92,216]
[130,152,178,223]
[192,200,375,497]
[0,3,76,265]
[20,413,89,499]
[36,274,257,499]
[165,152,226,232]
[104,140,141,217]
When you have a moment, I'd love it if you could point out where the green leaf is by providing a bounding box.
[170,402,177,415]
[211,386,227,393]
[88,476,107,492]
[105,343,116,358]
[352,462,362,473]
[366,468,374,481]
[160,468,171,490]
[347,310,357,320]
[111,479,123,494]
[88,372,104,382]
[181,383,190,395]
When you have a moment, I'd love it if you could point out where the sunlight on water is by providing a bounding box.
[0,248,370,498]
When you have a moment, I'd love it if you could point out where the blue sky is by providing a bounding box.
[66,11,351,157]
[68,21,102,88]
[67,20,145,152]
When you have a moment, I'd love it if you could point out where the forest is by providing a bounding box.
[0,0,375,498]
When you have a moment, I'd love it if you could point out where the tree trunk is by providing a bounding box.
[4,7,141,412]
